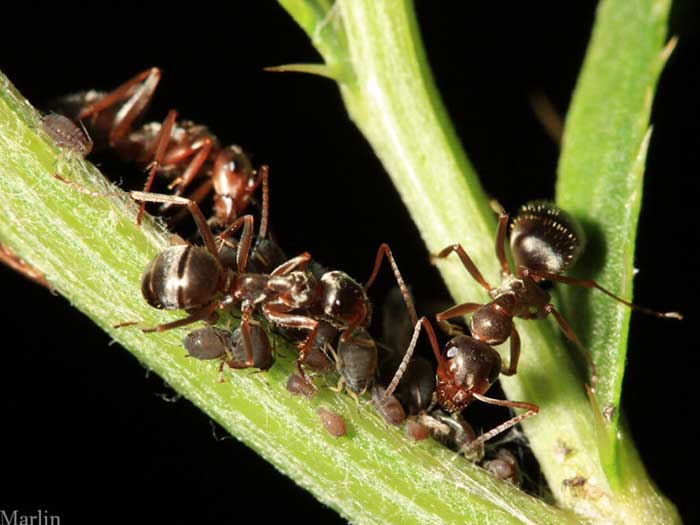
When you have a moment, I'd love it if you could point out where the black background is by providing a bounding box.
[0,2,698,524]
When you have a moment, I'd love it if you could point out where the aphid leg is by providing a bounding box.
[137,109,178,225]
[495,213,512,276]
[467,393,539,451]
[527,268,682,320]
[431,244,493,292]
[364,243,418,325]
[435,302,480,336]
[78,67,161,146]
[501,326,521,376]
[545,304,598,389]
[384,317,441,401]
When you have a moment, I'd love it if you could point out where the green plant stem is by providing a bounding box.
[278,0,680,522]
[0,72,580,523]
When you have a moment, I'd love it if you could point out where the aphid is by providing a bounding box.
[318,407,346,437]
[42,113,93,156]
[418,409,484,461]
[287,373,318,398]
[52,68,263,226]
[335,327,379,394]
[371,385,406,426]
[483,449,521,485]
[183,324,273,371]
[405,421,431,441]
[434,200,682,387]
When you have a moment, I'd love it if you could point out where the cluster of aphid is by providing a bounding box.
[34,68,681,488]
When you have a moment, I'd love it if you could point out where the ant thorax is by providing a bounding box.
[489,273,550,318]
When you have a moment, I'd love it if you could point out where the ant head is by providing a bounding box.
[320,271,371,329]
[470,300,514,345]
[436,335,502,412]
[510,200,584,274]
[141,245,223,310]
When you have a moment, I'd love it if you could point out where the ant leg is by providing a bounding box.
[137,109,178,225]
[169,179,214,227]
[216,215,255,272]
[365,243,418,326]
[526,268,682,320]
[226,308,256,368]
[270,252,312,276]
[435,302,481,336]
[140,301,221,333]
[129,191,221,258]
[384,317,441,401]
[79,67,161,146]
[467,393,539,450]
[263,305,318,378]
[0,244,50,289]
[545,304,598,389]
[256,166,270,241]
[501,326,521,376]
[164,136,215,196]
[432,244,493,292]
[495,213,512,275]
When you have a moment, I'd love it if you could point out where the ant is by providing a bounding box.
[53,67,263,226]
[431,200,681,386]
[382,200,681,451]
[118,182,417,382]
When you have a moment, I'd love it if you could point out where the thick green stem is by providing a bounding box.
[0,72,579,523]
[278,0,680,522]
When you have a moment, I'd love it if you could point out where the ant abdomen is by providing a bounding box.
[141,245,222,310]
[510,200,584,274]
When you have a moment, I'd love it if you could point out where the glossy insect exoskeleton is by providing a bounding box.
[183,324,273,371]
[52,68,263,226]
[483,449,521,486]
[433,200,681,389]
[125,179,416,381]
[418,409,484,461]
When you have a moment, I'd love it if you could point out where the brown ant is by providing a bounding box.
[434,200,681,386]
[53,67,263,226]
[121,183,417,382]
[382,200,681,451]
